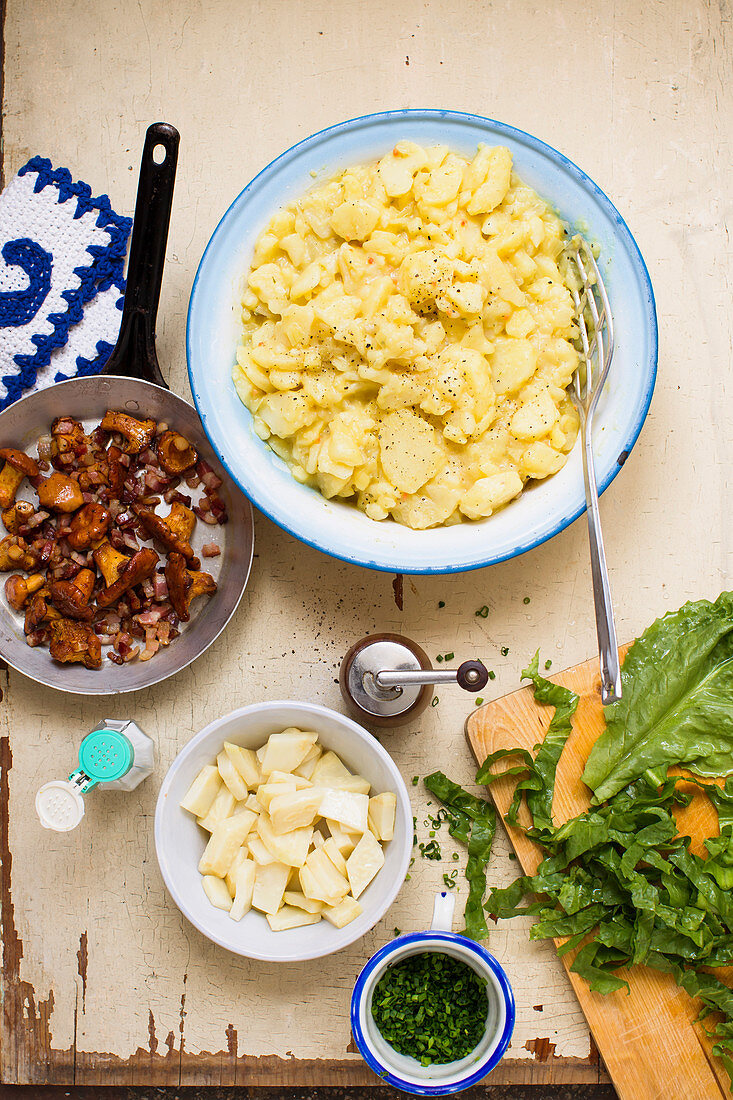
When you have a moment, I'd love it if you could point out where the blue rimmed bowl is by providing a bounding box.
[350,892,515,1093]
[187,109,657,574]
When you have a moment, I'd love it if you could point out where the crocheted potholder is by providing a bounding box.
[0,157,131,410]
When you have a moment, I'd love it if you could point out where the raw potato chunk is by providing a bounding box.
[378,410,444,494]
[299,866,345,907]
[268,770,313,790]
[301,849,350,902]
[293,743,321,779]
[252,861,290,914]
[217,750,249,801]
[202,874,233,911]
[323,896,363,928]
[284,890,324,914]
[180,765,222,818]
[257,815,313,867]
[368,793,397,841]
[225,847,250,897]
[198,786,237,832]
[326,819,359,856]
[267,906,322,931]
[269,788,323,834]
[346,830,385,899]
[257,781,297,812]
[319,788,369,834]
[229,860,256,921]
[248,836,276,865]
[317,774,371,796]
[198,811,257,877]
[223,742,261,788]
[261,729,318,776]
[323,837,348,876]
[311,751,352,786]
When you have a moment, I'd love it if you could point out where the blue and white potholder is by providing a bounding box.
[0,157,132,410]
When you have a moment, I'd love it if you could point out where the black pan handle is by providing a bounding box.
[102,122,180,388]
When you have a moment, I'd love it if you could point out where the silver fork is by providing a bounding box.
[566,237,622,705]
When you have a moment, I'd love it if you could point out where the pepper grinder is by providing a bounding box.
[340,633,489,727]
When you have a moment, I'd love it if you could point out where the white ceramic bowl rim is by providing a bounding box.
[154,699,412,962]
[187,108,658,574]
[350,930,516,1094]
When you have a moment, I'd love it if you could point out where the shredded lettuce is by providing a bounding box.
[477,615,733,1090]
[422,772,495,940]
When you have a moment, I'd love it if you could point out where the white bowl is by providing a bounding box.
[154,700,412,961]
[187,109,657,574]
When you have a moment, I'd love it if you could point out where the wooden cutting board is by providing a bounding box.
[466,650,731,1100]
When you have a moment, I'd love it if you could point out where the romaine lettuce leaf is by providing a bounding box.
[583,593,733,800]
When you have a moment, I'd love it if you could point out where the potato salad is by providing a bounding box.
[180,728,396,930]
[234,142,580,529]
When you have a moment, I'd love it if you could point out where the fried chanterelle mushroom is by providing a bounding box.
[100,410,156,455]
[0,410,224,671]
[48,619,102,670]
[0,449,38,509]
[157,430,198,475]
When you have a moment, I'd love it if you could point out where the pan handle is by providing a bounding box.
[102,122,180,389]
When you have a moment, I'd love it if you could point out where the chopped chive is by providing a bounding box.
[475,605,489,618]
[523,596,531,604]
[412,776,419,785]
[488,670,496,680]
[475,697,484,706]
[419,838,442,860]
[431,696,439,707]
[438,600,445,608]
[436,654,444,663]
[545,659,552,670]
[445,651,454,661]
[371,953,488,1065]
[501,646,509,656]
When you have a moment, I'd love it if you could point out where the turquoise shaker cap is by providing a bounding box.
[77,729,133,787]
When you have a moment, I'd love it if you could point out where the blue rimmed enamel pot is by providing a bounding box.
[187,108,657,575]
[350,892,515,1093]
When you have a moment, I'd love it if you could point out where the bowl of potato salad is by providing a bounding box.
[188,111,657,573]
[154,701,412,960]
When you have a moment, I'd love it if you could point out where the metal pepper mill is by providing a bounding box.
[339,633,489,727]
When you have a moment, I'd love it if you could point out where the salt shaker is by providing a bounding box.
[35,719,154,832]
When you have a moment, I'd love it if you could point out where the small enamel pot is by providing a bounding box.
[350,892,515,1094]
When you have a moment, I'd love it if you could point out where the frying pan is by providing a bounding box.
[0,123,254,694]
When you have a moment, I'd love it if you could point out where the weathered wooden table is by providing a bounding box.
[1,0,730,1090]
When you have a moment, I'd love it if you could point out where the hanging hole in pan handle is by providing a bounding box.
[102,122,180,388]
[457,660,489,692]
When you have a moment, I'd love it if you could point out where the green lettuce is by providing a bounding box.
[422,771,496,940]
[583,592,733,801]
